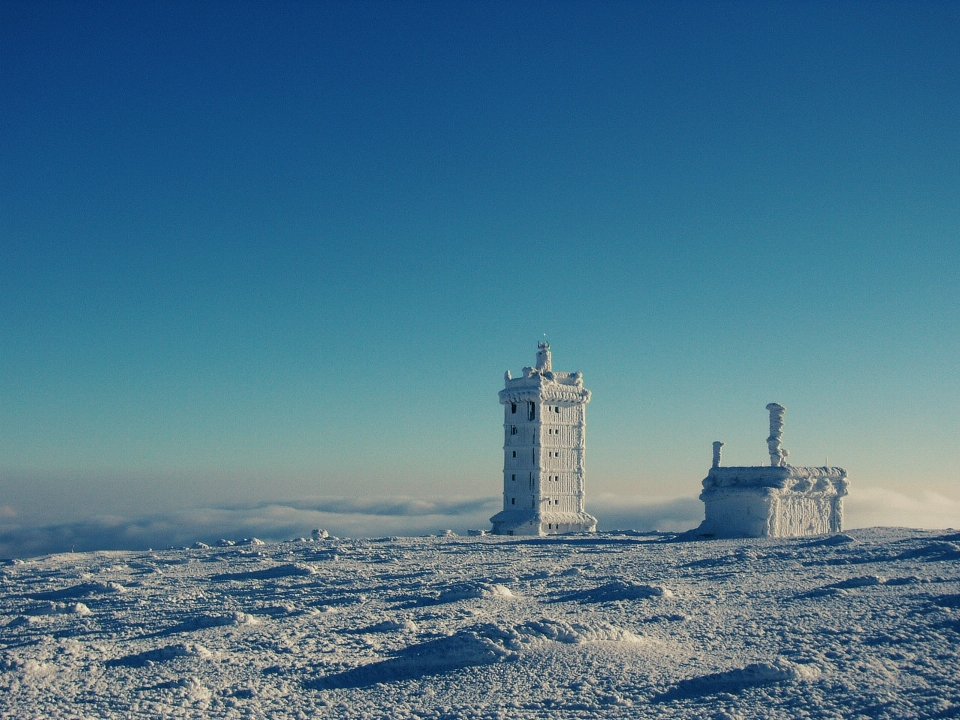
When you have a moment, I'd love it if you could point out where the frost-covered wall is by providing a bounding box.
[697,404,849,539]
[490,343,597,536]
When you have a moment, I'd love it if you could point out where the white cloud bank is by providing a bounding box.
[2,486,955,559]
[0,495,704,559]
[0,498,498,559]
[844,486,960,531]
[590,494,703,532]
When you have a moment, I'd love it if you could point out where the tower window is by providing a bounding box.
[555,406,560,413]
[512,451,516,458]
[511,403,517,414]
[511,498,515,505]
[511,474,515,481]
[528,402,536,421]
[510,425,517,435]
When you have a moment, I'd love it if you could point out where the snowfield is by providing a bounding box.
[2,527,959,719]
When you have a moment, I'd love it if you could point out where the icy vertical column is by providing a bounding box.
[712,441,724,468]
[765,403,788,467]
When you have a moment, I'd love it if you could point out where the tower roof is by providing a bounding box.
[500,344,590,404]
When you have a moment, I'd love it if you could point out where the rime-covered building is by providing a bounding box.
[697,404,849,539]
[490,343,597,536]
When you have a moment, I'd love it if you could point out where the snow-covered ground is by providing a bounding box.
[2,527,959,719]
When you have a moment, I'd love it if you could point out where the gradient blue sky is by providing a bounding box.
[2,2,959,547]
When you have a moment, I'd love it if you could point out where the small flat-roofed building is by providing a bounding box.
[697,404,849,539]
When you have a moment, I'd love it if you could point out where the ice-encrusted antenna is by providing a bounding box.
[535,340,551,371]
[712,441,724,468]
[766,403,788,467]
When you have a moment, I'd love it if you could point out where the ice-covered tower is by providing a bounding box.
[490,343,597,536]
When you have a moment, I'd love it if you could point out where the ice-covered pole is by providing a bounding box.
[712,441,724,468]
[765,403,788,467]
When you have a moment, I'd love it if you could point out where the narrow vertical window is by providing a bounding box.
[511,497,515,505]
[511,403,517,414]
[528,402,536,421]
[511,474,516,481]
[510,425,517,435]
[512,450,516,458]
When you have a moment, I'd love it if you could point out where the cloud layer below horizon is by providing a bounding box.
[1,488,956,559]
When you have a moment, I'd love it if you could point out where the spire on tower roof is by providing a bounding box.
[535,342,551,372]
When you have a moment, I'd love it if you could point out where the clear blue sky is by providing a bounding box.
[2,2,959,543]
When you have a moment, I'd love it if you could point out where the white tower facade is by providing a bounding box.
[490,343,597,536]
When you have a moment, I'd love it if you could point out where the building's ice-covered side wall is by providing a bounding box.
[490,343,597,536]
[696,404,849,539]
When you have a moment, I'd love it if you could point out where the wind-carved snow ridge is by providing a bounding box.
[106,643,214,668]
[210,563,317,582]
[896,540,960,561]
[350,618,419,634]
[308,624,519,690]
[553,580,674,604]
[516,618,647,645]
[411,581,518,606]
[30,580,128,600]
[654,660,820,701]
